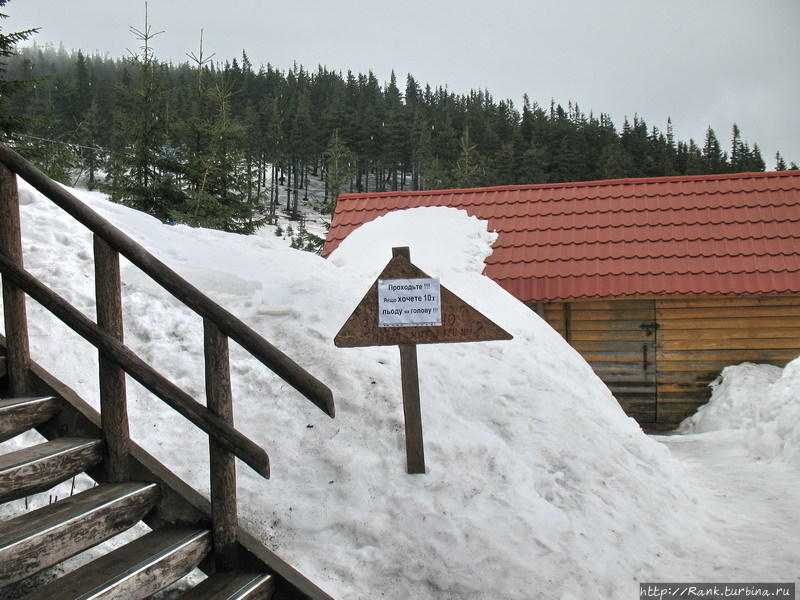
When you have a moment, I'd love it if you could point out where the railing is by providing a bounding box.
[0,144,335,571]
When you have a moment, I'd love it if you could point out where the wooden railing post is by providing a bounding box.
[94,234,130,482]
[204,318,238,572]
[0,162,31,396]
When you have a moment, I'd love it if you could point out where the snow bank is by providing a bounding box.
[678,362,784,433]
[3,183,715,599]
[747,358,800,468]
[679,360,800,468]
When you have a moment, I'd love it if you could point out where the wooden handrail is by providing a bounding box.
[0,143,338,573]
[0,144,334,417]
[0,250,271,478]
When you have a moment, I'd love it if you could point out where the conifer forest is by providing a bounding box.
[2,9,792,235]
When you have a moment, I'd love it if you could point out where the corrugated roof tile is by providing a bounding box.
[323,171,800,301]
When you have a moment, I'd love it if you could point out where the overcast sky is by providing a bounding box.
[8,0,800,166]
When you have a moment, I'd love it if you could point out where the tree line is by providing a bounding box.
[2,11,796,233]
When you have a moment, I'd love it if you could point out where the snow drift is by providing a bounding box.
[679,360,800,469]
[3,181,721,598]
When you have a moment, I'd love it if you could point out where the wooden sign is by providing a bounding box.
[334,251,512,348]
[335,247,512,474]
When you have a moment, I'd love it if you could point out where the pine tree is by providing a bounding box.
[203,75,265,233]
[288,90,315,189]
[413,122,448,190]
[747,143,765,172]
[74,99,104,189]
[775,151,787,171]
[683,139,706,175]
[104,7,182,220]
[619,116,650,174]
[323,128,355,210]
[599,142,632,179]
[0,0,39,141]
[173,33,264,233]
[730,123,743,170]
[702,127,725,173]
[452,126,482,188]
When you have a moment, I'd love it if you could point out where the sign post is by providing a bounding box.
[389,247,430,473]
[335,247,512,474]
[399,342,425,473]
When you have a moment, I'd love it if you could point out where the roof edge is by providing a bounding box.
[337,170,800,201]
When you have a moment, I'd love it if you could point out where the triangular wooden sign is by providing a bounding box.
[335,252,512,348]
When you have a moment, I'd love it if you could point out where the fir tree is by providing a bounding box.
[74,99,104,189]
[599,142,633,179]
[323,128,355,210]
[452,126,482,188]
[702,127,725,173]
[203,75,265,233]
[104,7,182,220]
[0,0,39,141]
[730,123,743,170]
[747,143,765,172]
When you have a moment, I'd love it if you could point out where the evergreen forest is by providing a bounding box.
[2,7,796,235]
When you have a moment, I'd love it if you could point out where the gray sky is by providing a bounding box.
[8,0,800,165]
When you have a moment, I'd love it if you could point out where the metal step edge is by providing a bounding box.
[0,396,60,443]
[0,481,160,550]
[0,396,58,410]
[0,437,102,471]
[179,572,276,600]
[0,437,103,503]
[36,527,213,600]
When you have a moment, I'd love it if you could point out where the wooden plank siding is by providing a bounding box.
[535,295,800,431]
[540,300,659,426]
[654,295,800,428]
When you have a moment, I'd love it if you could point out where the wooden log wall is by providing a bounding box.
[541,299,659,426]
[537,295,800,431]
[654,295,800,427]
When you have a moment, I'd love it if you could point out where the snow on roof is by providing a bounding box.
[323,171,800,302]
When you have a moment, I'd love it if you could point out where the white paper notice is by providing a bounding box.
[378,278,442,327]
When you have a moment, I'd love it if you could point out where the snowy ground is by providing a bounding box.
[1,179,798,599]
[656,431,800,583]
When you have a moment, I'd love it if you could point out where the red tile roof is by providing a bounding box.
[322,171,800,302]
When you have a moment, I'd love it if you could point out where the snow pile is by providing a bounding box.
[679,360,800,469]
[4,182,719,598]
[746,359,800,468]
[678,362,784,433]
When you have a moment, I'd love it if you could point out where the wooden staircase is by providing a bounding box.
[0,145,336,599]
[0,390,275,599]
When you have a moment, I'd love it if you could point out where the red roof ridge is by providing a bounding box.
[337,170,800,202]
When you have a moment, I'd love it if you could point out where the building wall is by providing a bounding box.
[538,295,800,431]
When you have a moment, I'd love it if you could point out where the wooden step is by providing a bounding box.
[20,526,213,600]
[0,481,160,586]
[0,437,103,503]
[179,571,275,600]
[0,396,60,443]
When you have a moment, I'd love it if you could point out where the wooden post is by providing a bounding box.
[94,235,130,482]
[0,163,31,396]
[392,247,426,474]
[204,318,238,572]
[399,343,425,474]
